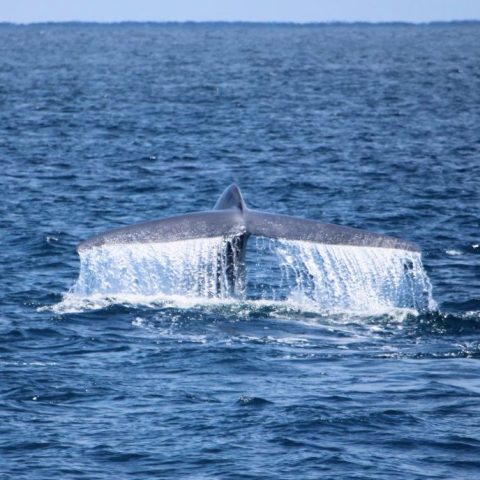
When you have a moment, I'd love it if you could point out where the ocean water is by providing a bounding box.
[1,23,480,479]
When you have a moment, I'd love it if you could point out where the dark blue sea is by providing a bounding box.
[1,23,479,479]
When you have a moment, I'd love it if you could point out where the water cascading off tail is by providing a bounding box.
[269,239,435,312]
[72,237,245,299]
[70,235,434,312]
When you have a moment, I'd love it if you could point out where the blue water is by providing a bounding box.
[1,23,480,479]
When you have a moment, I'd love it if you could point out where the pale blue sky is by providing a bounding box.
[2,0,480,24]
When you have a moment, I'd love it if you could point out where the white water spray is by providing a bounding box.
[272,240,435,312]
[72,237,243,299]
[64,236,434,313]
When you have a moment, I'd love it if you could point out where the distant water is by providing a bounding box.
[1,23,479,479]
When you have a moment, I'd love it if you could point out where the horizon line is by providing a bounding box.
[1,19,480,27]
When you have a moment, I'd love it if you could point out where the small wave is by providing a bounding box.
[237,395,273,407]
[42,292,241,314]
[469,243,480,253]
[45,235,59,245]
[42,291,422,321]
[0,361,57,367]
[131,316,208,344]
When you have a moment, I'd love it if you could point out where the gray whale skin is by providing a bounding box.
[77,184,419,253]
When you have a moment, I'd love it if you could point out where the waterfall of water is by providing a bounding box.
[72,237,244,299]
[273,240,435,311]
[69,236,434,313]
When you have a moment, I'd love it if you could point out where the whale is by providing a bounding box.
[77,184,419,294]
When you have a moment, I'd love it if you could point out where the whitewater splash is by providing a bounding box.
[59,236,435,314]
[73,237,244,298]
[273,240,434,312]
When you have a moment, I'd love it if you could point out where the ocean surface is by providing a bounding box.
[1,23,479,479]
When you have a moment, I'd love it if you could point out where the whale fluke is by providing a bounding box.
[77,184,419,253]
[245,211,419,252]
[77,184,420,296]
[77,210,246,252]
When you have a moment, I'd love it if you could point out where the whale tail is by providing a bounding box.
[77,184,419,294]
[78,184,419,252]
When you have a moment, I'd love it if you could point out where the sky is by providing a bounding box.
[2,0,480,24]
